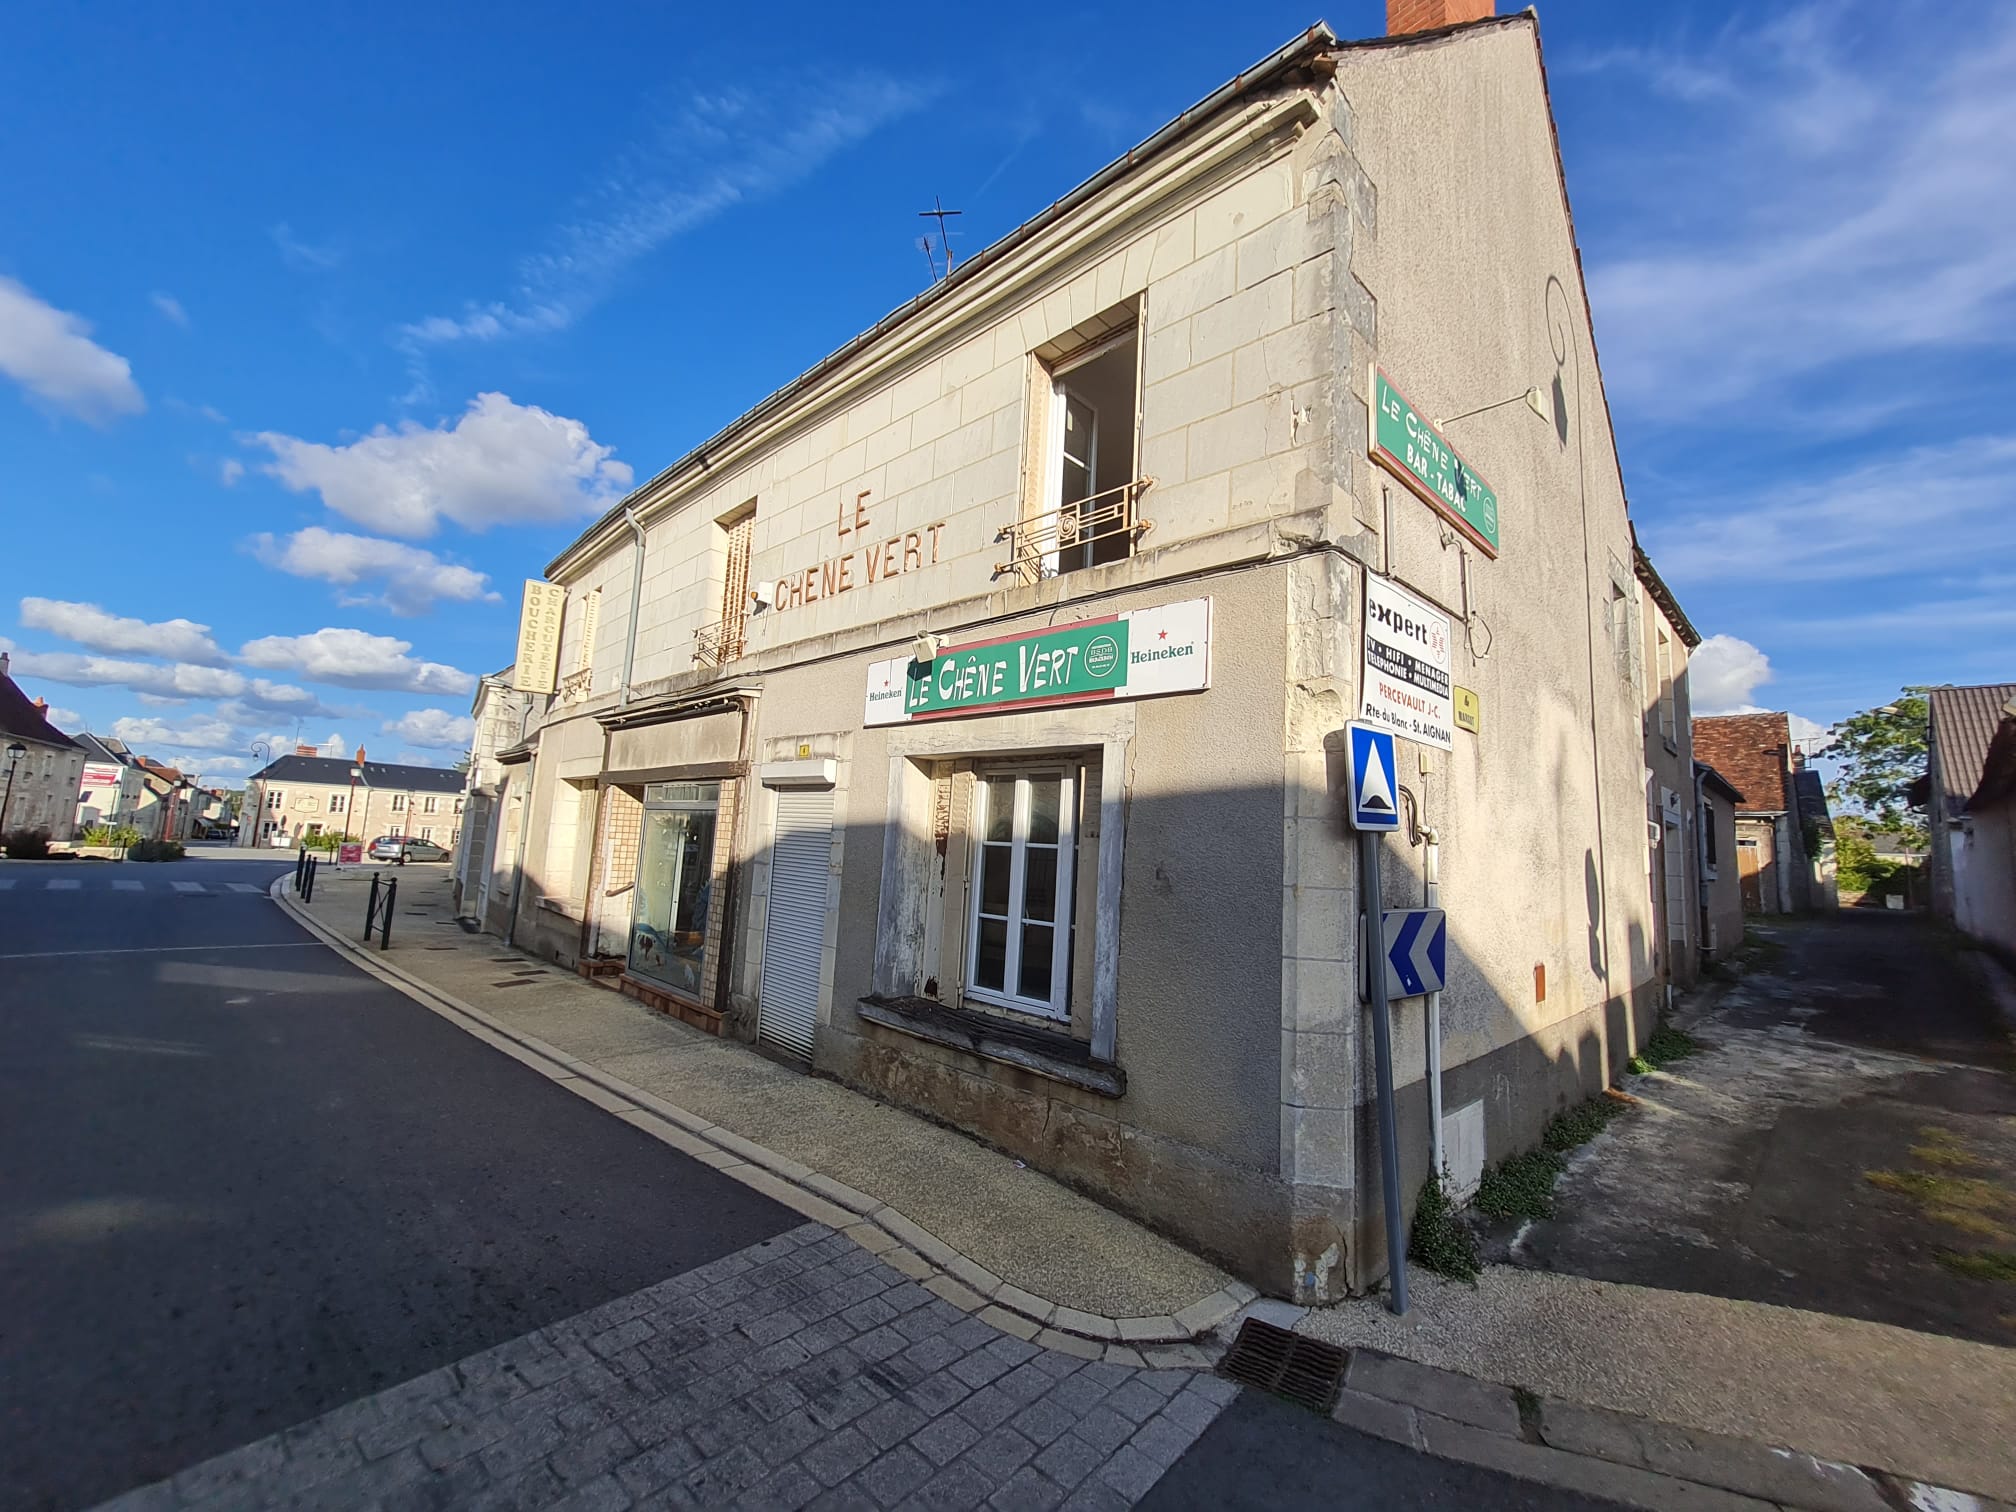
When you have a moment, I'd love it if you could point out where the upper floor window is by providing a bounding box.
[697,501,756,666]
[328,794,345,813]
[422,795,438,814]
[267,790,284,810]
[391,794,407,812]
[1000,308,1146,583]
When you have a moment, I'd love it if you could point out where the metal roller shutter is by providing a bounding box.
[758,789,832,1058]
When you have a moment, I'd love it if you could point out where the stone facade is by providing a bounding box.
[489,15,1669,1300]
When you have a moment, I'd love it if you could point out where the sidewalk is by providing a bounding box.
[278,866,1246,1351]
[1293,1262,2016,1506]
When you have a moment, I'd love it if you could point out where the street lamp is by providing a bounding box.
[343,764,362,846]
[0,740,25,833]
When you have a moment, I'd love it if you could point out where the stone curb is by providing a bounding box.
[1324,1347,2013,1512]
[271,878,1253,1359]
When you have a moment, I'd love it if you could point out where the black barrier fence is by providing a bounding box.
[364,872,396,950]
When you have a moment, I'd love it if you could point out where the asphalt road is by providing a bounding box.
[0,852,795,1510]
[1145,1390,1626,1510]
[1517,912,2016,1346]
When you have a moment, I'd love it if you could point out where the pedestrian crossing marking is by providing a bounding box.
[0,878,13,889]
[170,881,205,893]
[227,883,261,894]
[48,879,81,890]
[113,880,143,891]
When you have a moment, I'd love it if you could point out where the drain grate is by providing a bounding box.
[489,979,538,989]
[1216,1318,1347,1414]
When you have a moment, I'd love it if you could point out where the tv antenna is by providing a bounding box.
[917,196,962,283]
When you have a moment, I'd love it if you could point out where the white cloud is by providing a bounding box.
[249,526,498,615]
[20,597,228,664]
[1645,435,2016,591]
[383,708,475,750]
[135,692,187,707]
[270,222,342,272]
[219,458,245,486]
[238,627,476,695]
[398,73,934,365]
[247,392,631,538]
[151,292,189,327]
[45,704,82,729]
[1583,8,2016,413]
[4,649,245,699]
[110,714,241,753]
[0,275,145,423]
[0,641,332,713]
[1690,634,1774,715]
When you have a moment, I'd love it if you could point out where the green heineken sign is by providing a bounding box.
[863,599,1212,726]
[1371,370,1501,556]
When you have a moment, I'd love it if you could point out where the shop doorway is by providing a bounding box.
[627,781,720,999]
[758,788,833,1059]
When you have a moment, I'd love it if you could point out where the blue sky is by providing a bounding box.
[2,1,2010,783]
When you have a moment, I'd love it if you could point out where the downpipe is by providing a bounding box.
[619,505,646,706]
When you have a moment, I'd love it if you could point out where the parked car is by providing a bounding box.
[367,835,449,863]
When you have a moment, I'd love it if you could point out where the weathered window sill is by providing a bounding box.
[858,995,1124,1098]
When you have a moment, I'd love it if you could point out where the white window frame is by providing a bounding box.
[391,794,407,812]
[965,767,1077,1021]
[1655,626,1676,741]
[422,795,438,814]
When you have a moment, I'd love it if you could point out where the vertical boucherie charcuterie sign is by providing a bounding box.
[512,580,567,695]
[863,599,1211,726]
[1371,369,1501,557]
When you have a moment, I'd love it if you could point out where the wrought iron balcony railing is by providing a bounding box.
[993,478,1153,581]
[693,618,745,667]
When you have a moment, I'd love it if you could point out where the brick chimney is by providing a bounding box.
[1388,0,1494,35]
[0,650,9,677]
[294,743,318,757]
[33,697,47,714]
[355,745,367,764]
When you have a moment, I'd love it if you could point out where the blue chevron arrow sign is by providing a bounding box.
[1380,907,1447,999]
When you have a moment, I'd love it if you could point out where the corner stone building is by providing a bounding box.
[488,8,1665,1300]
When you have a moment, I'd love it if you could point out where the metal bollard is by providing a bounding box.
[365,872,381,941]
[295,846,307,894]
[379,877,396,949]
[302,854,317,903]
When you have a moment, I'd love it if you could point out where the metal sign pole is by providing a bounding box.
[1360,827,1410,1316]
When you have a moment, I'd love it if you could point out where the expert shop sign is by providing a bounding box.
[1361,574,1453,750]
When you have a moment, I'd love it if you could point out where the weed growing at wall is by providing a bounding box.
[1409,1170,1480,1281]
[1627,1020,1700,1076]
[1473,1094,1628,1221]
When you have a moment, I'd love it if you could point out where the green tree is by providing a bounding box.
[1827,689,1930,834]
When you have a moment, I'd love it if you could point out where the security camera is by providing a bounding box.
[749,581,774,610]
[912,632,940,663]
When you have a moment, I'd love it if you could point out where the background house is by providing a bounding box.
[241,748,464,852]
[1695,762,1746,961]
[72,731,148,834]
[0,652,85,841]
[1635,545,1702,991]
[1693,711,1834,915]
[1925,683,2016,955]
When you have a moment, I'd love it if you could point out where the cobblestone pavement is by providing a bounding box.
[99,1222,1235,1512]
